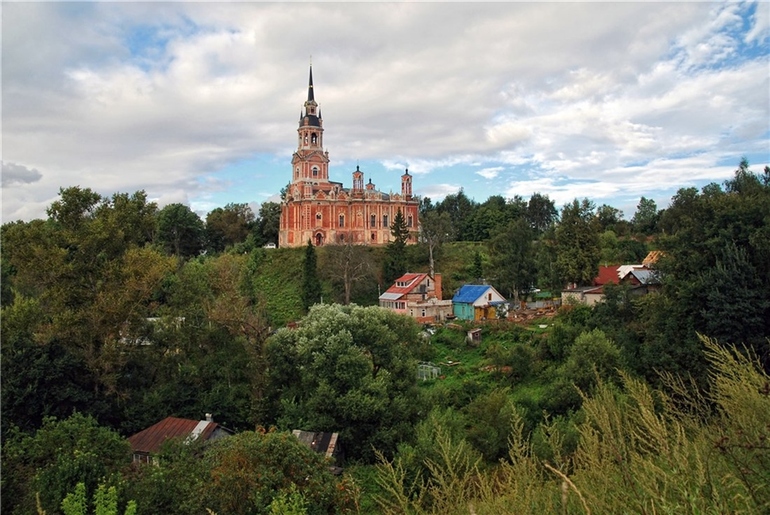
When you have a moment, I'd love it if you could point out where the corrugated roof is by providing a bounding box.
[627,269,659,285]
[128,417,219,454]
[379,292,403,301]
[452,285,492,304]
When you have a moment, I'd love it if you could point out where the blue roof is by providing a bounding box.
[452,285,492,304]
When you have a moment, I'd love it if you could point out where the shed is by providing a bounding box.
[127,415,233,464]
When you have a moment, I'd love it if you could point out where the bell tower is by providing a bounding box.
[291,65,330,185]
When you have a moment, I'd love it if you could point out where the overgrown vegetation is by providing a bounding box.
[2,160,768,513]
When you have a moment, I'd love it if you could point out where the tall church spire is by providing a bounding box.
[307,65,315,102]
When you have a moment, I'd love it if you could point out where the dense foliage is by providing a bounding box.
[2,160,768,513]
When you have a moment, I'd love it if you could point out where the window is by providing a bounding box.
[488,293,492,301]
[312,167,319,177]
[311,133,317,144]
[383,214,389,227]
[407,215,413,227]
[370,214,376,228]
[421,309,426,317]
[316,212,322,221]
[371,232,376,241]
[339,214,345,227]
[295,167,300,178]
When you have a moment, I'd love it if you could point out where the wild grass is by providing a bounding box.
[374,334,770,514]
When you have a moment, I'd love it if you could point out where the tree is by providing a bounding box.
[382,209,409,286]
[264,304,422,461]
[2,413,130,515]
[301,239,322,311]
[321,241,375,305]
[526,192,557,234]
[595,204,624,234]
[419,210,454,277]
[631,196,659,236]
[488,218,536,301]
[200,430,342,515]
[156,203,204,258]
[554,198,601,286]
[436,188,476,241]
[256,201,281,247]
[205,203,255,253]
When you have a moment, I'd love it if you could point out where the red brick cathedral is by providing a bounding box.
[279,67,419,248]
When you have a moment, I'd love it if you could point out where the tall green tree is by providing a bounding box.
[488,218,536,301]
[156,203,204,258]
[301,239,322,311]
[554,198,601,286]
[436,188,476,241]
[382,209,409,286]
[526,192,558,234]
[631,196,659,236]
[256,201,281,247]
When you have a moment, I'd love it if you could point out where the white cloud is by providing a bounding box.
[476,167,504,180]
[2,2,767,221]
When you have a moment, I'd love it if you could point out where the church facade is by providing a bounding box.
[278,67,419,248]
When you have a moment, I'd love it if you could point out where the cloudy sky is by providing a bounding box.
[3,1,769,223]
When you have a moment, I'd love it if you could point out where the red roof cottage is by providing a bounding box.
[379,272,452,324]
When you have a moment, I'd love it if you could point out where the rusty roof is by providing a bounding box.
[127,416,220,454]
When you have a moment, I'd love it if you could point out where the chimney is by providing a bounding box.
[433,273,442,301]
[205,413,213,422]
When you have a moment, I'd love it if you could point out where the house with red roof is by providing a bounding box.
[379,272,452,324]
[127,415,233,464]
[561,259,661,306]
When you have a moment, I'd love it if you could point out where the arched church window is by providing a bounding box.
[339,214,345,227]
[407,215,413,227]
[304,135,308,144]
[311,133,317,144]
[312,167,319,177]
[370,214,376,228]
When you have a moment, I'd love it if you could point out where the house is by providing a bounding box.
[379,272,453,323]
[127,415,233,464]
[561,260,661,305]
[451,284,507,321]
[292,430,344,474]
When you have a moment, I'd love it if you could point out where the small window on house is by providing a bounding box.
[339,214,344,227]
[421,309,426,317]
[316,212,322,220]
[488,293,492,301]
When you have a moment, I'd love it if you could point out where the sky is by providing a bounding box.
[2,1,769,223]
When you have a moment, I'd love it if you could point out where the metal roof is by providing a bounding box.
[379,292,403,301]
[452,285,493,304]
[127,416,222,454]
